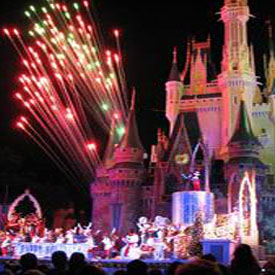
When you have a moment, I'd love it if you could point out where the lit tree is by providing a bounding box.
[188,210,204,257]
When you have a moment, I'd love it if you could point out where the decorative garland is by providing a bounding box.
[7,189,42,221]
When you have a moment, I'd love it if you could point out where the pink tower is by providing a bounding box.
[218,0,258,153]
[165,48,183,136]
[91,90,145,233]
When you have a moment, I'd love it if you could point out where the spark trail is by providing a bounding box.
[4,0,128,182]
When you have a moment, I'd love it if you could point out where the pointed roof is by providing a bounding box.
[229,100,260,145]
[268,21,274,57]
[119,88,144,150]
[165,112,192,162]
[101,118,119,168]
[168,47,181,82]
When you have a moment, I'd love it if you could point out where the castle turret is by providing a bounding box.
[190,40,209,94]
[219,0,258,151]
[166,48,183,136]
[266,24,275,122]
[90,118,118,230]
[264,22,275,98]
[269,88,275,123]
[225,99,265,246]
[225,99,266,215]
[108,89,145,233]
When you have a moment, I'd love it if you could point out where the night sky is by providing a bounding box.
[0,0,273,221]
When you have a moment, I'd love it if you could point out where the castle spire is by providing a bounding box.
[268,21,274,57]
[168,47,181,81]
[229,99,259,146]
[221,0,251,73]
[166,112,192,164]
[119,88,144,150]
[224,0,247,6]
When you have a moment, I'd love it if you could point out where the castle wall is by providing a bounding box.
[90,179,112,231]
[180,97,222,156]
[252,103,275,184]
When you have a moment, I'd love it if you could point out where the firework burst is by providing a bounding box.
[4,0,128,182]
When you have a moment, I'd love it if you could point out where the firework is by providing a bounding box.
[4,0,128,182]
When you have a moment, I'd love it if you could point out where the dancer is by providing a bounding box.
[121,229,140,259]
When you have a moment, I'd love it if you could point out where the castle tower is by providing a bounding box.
[219,0,258,151]
[90,118,118,230]
[266,24,275,122]
[108,89,145,233]
[166,48,183,136]
[190,40,209,94]
[152,112,193,216]
[225,99,265,213]
[264,23,275,98]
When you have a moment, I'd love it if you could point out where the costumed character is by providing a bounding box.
[192,171,201,191]
[110,229,120,258]
[55,234,65,243]
[120,229,140,259]
[137,217,152,245]
[74,223,86,243]
[153,217,170,260]
[5,213,20,234]
[102,233,114,258]
[36,218,45,238]
[166,224,179,257]
[65,229,75,244]
[31,234,41,243]
[1,233,13,256]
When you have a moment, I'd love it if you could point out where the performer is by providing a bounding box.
[137,216,152,245]
[120,229,140,259]
[65,229,75,244]
[102,233,114,258]
[1,233,13,256]
[153,228,168,260]
[192,171,201,191]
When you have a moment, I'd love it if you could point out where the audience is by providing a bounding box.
[113,270,126,275]
[201,253,231,275]
[166,261,182,275]
[17,253,39,275]
[48,251,68,275]
[262,259,275,275]
[175,259,222,275]
[0,243,266,275]
[230,244,261,275]
[78,264,105,275]
[126,259,148,275]
[113,270,127,275]
[68,253,86,275]
[148,269,163,275]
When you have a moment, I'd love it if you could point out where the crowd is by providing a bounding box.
[1,243,275,275]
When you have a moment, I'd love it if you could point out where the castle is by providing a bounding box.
[90,0,275,245]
